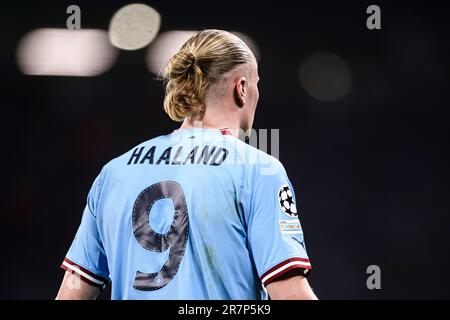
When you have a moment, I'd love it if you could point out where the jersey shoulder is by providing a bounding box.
[231,136,285,172]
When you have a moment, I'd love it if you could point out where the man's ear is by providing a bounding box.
[234,77,247,108]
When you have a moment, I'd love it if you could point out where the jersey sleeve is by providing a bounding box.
[60,168,110,289]
[246,158,312,288]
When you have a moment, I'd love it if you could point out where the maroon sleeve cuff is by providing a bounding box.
[260,257,312,287]
[60,257,108,289]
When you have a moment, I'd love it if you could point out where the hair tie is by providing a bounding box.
[186,52,196,68]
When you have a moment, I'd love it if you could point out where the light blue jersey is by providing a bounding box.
[61,128,312,299]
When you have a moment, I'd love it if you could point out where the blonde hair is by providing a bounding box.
[162,29,254,122]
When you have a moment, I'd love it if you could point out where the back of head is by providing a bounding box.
[162,29,255,122]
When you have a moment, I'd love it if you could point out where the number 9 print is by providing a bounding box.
[132,181,189,291]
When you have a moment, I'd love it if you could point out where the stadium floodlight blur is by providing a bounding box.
[108,3,161,51]
[146,30,260,76]
[299,52,352,102]
[16,28,118,77]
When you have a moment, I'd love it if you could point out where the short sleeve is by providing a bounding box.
[60,169,110,289]
[246,159,312,288]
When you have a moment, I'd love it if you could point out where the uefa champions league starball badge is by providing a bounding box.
[278,185,298,217]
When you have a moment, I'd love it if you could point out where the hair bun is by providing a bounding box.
[182,51,196,67]
[168,50,197,79]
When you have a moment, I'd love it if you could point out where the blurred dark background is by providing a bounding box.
[1,0,449,299]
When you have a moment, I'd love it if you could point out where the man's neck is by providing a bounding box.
[179,118,240,137]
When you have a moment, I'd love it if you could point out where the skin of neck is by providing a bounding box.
[179,92,245,137]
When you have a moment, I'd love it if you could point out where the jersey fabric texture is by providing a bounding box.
[61,128,312,299]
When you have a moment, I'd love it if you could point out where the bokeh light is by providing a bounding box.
[299,52,352,102]
[109,3,161,51]
[16,28,118,77]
